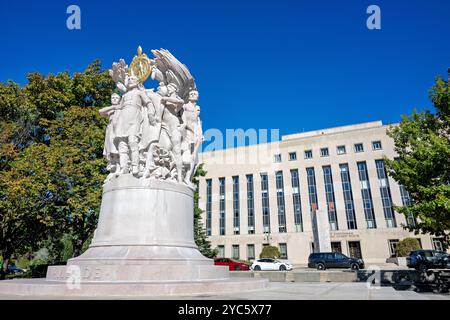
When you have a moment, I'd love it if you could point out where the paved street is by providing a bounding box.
[149,282,450,300]
[0,282,448,300]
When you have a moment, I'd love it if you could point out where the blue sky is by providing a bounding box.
[1,0,449,143]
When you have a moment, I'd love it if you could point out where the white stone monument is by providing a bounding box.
[0,47,267,297]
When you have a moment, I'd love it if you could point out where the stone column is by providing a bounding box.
[312,209,332,252]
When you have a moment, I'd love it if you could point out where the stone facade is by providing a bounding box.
[198,121,444,265]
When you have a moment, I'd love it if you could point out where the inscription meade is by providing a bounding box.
[48,266,107,281]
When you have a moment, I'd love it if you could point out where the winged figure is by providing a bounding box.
[151,49,196,101]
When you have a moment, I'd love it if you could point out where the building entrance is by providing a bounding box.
[348,241,362,259]
[331,242,342,253]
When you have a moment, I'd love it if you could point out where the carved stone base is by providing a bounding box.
[46,263,229,282]
[45,175,225,283]
[0,278,268,297]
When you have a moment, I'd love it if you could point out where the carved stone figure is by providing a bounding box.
[182,89,202,186]
[159,83,185,183]
[98,93,121,179]
[113,75,153,176]
[141,84,168,178]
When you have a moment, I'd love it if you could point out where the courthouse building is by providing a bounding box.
[198,121,446,265]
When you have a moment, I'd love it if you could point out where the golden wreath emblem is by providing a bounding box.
[130,46,154,83]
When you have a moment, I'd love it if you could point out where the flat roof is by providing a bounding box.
[281,120,384,141]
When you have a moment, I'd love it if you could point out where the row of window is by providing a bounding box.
[218,241,361,261]
[217,238,445,262]
[217,243,288,260]
[275,140,382,163]
[205,160,414,236]
[388,238,445,257]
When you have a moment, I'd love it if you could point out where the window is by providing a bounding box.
[432,238,444,251]
[304,150,313,159]
[247,244,255,260]
[322,166,338,231]
[232,245,240,260]
[306,168,318,213]
[246,174,255,234]
[420,251,433,258]
[206,179,212,236]
[337,145,346,155]
[375,160,397,228]
[279,243,288,259]
[400,184,415,227]
[357,162,377,229]
[275,171,287,233]
[273,154,282,163]
[217,245,225,258]
[320,147,329,157]
[389,239,399,257]
[288,152,297,161]
[339,164,357,230]
[232,176,240,234]
[334,252,343,259]
[372,141,382,150]
[396,157,415,227]
[416,238,422,249]
[219,177,226,235]
[290,169,303,232]
[260,173,271,233]
[354,143,364,153]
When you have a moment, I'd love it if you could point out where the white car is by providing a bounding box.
[251,258,293,271]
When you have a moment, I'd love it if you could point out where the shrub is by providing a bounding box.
[6,270,32,280]
[259,246,280,259]
[396,238,421,257]
[28,259,66,278]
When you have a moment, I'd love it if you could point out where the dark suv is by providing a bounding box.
[406,250,449,271]
[308,252,365,270]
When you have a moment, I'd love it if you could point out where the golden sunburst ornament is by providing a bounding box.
[130,46,154,83]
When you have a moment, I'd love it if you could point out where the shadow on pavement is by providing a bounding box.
[357,269,450,294]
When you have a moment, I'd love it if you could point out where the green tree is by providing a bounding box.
[0,61,114,278]
[0,80,45,279]
[259,246,280,259]
[193,164,217,258]
[11,106,108,257]
[385,69,450,248]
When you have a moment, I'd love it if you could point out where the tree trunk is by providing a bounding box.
[72,239,84,258]
[0,251,11,280]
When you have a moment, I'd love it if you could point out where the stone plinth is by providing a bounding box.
[0,278,268,297]
[0,175,267,297]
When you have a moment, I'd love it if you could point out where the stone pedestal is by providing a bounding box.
[0,175,267,297]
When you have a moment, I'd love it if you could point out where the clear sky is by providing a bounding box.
[1,0,449,142]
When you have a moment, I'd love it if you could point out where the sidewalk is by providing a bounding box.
[0,282,448,300]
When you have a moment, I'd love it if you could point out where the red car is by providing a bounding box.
[214,258,250,271]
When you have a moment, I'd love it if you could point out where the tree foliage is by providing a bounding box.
[385,69,450,248]
[193,164,217,258]
[9,106,108,257]
[259,246,280,259]
[0,61,114,278]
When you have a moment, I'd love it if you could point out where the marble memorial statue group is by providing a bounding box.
[99,47,203,188]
